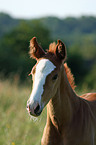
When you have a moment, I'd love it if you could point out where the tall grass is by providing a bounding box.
[0,78,95,145]
[0,79,46,145]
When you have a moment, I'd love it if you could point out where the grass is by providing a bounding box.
[0,79,46,145]
[0,78,95,145]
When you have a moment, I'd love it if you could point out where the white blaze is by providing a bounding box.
[30,59,56,104]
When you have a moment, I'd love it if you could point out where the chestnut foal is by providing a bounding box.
[27,37,96,145]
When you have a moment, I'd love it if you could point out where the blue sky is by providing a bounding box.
[0,0,96,19]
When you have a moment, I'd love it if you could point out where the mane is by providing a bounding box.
[49,42,76,90]
[64,63,76,90]
[48,42,56,54]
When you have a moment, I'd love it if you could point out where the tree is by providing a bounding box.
[0,21,52,80]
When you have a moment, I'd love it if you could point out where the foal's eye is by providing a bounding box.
[52,74,58,80]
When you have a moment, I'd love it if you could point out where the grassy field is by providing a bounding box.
[0,79,95,145]
[0,79,47,145]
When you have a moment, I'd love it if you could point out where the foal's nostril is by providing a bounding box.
[34,104,40,114]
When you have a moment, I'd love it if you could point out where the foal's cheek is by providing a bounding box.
[41,77,59,106]
[43,82,59,107]
[41,87,52,105]
[52,78,60,93]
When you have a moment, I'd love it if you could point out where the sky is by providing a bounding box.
[0,0,96,19]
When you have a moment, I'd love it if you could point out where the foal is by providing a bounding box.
[27,37,96,145]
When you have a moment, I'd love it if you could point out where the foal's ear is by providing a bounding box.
[56,40,66,61]
[29,37,45,60]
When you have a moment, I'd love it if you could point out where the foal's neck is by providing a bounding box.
[47,65,80,133]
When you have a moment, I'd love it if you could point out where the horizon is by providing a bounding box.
[0,11,96,20]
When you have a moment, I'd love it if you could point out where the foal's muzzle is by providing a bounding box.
[26,102,42,116]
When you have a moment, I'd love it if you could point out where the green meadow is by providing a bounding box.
[0,79,47,145]
[0,78,94,145]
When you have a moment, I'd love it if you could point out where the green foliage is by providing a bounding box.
[0,13,96,89]
[40,16,96,41]
[0,13,20,37]
[0,20,52,80]
[84,63,96,89]
[67,46,88,84]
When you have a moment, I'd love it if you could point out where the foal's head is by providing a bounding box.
[27,37,66,116]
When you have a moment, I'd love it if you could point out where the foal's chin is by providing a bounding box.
[31,111,42,117]
[28,109,42,117]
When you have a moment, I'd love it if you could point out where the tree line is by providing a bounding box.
[0,13,96,89]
